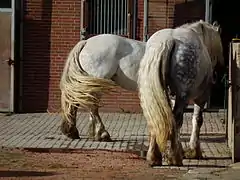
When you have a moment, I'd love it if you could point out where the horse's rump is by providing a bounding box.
[60,40,118,123]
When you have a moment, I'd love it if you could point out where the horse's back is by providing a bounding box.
[78,34,145,90]
[146,29,173,48]
[79,34,130,79]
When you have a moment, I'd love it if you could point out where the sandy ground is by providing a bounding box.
[0,148,187,180]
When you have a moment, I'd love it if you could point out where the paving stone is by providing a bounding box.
[98,142,107,149]
[75,139,87,149]
[229,162,240,169]
[88,141,100,149]
[0,112,232,169]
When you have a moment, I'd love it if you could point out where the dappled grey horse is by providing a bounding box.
[138,20,224,166]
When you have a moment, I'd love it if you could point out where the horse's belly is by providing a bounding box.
[112,63,139,91]
[112,70,138,91]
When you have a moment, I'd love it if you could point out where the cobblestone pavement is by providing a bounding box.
[0,112,231,170]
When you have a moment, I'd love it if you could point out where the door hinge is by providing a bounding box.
[5,58,14,66]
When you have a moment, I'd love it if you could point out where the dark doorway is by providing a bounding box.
[173,0,205,28]
[210,0,240,108]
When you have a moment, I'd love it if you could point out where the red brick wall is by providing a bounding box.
[22,0,51,112]
[148,0,205,37]
[137,0,144,41]
[148,0,175,36]
[21,0,204,113]
[22,0,81,112]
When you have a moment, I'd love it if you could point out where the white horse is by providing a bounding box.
[138,20,224,166]
[60,34,146,141]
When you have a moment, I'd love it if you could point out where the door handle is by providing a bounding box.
[5,58,14,66]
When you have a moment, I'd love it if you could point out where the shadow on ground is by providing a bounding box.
[0,170,57,177]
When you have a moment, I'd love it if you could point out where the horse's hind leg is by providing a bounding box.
[88,105,111,142]
[167,96,186,166]
[147,131,163,166]
[184,102,205,159]
[61,104,80,139]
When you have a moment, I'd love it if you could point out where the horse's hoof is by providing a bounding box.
[94,130,112,142]
[67,131,80,139]
[101,130,112,141]
[61,121,80,140]
[167,158,183,166]
[146,152,163,167]
[175,161,183,166]
[149,160,163,167]
[184,147,203,159]
[165,154,183,166]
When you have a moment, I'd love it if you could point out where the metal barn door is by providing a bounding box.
[0,0,15,112]
[81,0,134,40]
[228,41,240,162]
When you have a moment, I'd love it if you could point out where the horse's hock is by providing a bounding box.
[228,41,240,162]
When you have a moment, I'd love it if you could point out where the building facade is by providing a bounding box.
[0,0,209,113]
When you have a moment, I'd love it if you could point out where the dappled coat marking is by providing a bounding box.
[175,43,200,88]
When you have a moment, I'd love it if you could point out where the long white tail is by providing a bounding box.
[138,39,176,152]
[60,40,117,123]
